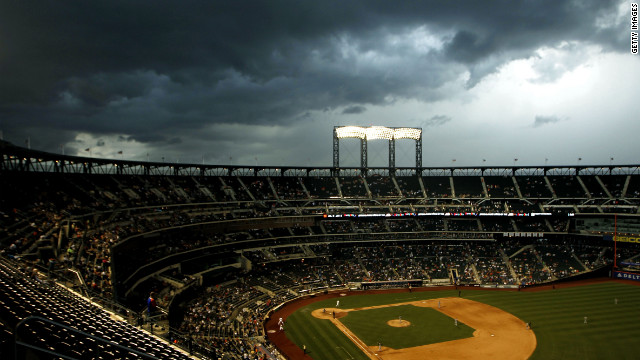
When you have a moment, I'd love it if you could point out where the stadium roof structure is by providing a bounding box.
[1,140,639,177]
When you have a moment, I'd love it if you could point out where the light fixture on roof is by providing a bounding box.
[334,126,421,140]
[333,125,423,170]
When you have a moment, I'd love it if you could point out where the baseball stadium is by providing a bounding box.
[1,126,640,360]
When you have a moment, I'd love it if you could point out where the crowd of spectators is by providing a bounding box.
[548,176,587,198]
[243,177,276,201]
[453,177,485,198]
[339,177,368,197]
[511,248,552,284]
[179,279,263,338]
[367,174,400,198]
[396,177,423,198]
[467,243,517,285]
[518,176,552,198]
[484,176,517,198]
[423,177,452,198]
[536,244,582,279]
[272,177,307,200]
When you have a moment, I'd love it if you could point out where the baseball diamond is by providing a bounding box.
[268,280,640,360]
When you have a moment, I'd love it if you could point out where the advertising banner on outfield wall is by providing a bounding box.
[613,271,640,282]
[603,235,640,243]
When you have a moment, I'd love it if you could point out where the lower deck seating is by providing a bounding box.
[0,258,193,360]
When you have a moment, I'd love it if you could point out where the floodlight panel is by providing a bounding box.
[394,128,422,140]
[336,126,366,139]
[335,126,421,140]
[366,126,394,140]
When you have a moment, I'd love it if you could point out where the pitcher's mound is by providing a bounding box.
[387,319,411,327]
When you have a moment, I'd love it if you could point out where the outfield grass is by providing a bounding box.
[285,283,640,360]
[340,304,474,348]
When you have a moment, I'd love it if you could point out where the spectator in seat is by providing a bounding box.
[147,291,158,317]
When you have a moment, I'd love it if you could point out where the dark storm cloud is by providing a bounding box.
[533,115,563,128]
[423,115,452,127]
[342,106,367,114]
[0,0,626,157]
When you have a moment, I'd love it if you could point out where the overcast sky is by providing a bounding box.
[1,0,638,168]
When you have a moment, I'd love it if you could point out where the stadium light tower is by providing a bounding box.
[333,126,422,171]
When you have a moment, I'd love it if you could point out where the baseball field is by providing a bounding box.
[266,279,640,360]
